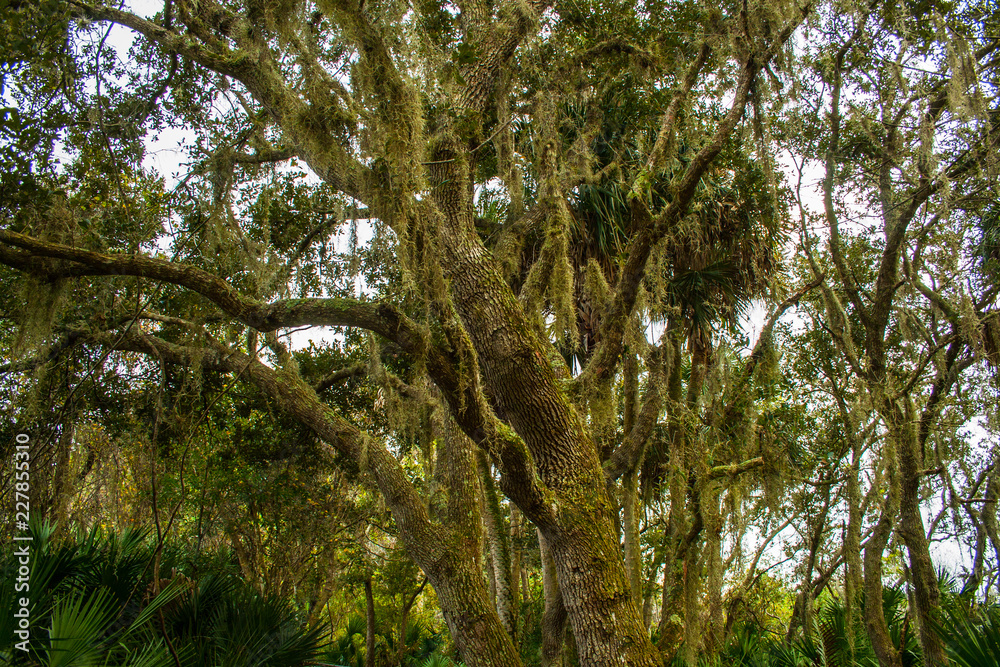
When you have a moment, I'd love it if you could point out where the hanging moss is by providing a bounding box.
[14,276,66,358]
[520,200,580,348]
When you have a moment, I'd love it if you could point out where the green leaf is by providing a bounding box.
[44,589,116,667]
[452,42,478,65]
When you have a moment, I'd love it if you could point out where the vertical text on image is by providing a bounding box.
[13,431,32,652]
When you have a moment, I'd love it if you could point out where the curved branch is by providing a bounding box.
[314,361,367,392]
[0,229,424,339]
[1,228,553,521]
[71,1,373,202]
[106,329,448,554]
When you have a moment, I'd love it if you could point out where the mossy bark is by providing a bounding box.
[863,465,901,667]
[539,529,567,667]
[427,135,661,667]
[479,450,517,640]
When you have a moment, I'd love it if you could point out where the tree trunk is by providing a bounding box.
[658,477,704,664]
[539,529,567,667]
[845,439,863,661]
[543,514,659,666]
[431,419,526,667]
[863,485,902,667]
[622,470,642,602]
[676,337,712,665]
[656,331,696,661]
[703,485,725,656]
[680,508,704,667]
[480,451,517,640]
[430,140,661,667]
[656,448,689,658]
[895,414,945,667]
[365,577,376,667]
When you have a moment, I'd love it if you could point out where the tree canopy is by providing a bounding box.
[1,0,999,665]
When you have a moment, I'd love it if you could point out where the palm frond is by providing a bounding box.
[43,588,116,667]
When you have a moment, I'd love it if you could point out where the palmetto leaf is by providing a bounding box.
[76,527,151,607]
[939,604,1000,667]
[121,579,188,638]
[211,586,324,667]
[43,588,116,667]
[116,641,181,667]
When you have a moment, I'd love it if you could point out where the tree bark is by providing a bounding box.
[863,478,902,667]
[895,412,945,667]
[365,577,376,667]
[539,529,567,667]
[480,451,517,640]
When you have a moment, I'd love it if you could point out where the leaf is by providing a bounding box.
[44,588,116,667]
[452,42,478,65]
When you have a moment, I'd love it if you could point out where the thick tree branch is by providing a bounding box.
[708,457,764,480]
[0,229,423,339]
[72,1,373,203]
[102,329,493,579]
[458,0,552,114]
[1,228,551,519]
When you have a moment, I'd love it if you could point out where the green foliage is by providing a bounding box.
[940,605,1000,667]
[662,582,937,667]
[321,613,449,667]
[0,522,325,667]
[1,0,999,664]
